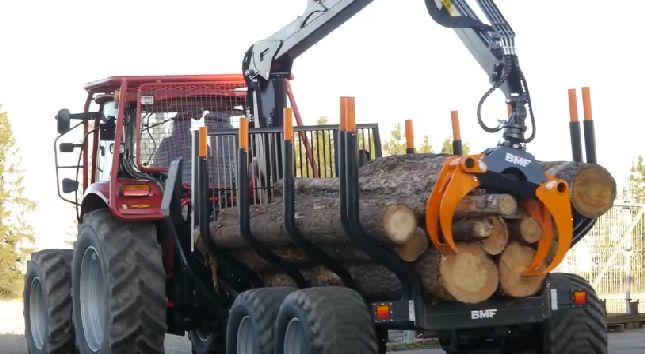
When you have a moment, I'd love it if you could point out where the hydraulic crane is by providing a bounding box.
[241,0,571,278]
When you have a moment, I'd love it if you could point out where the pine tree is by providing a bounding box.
[0,106,36,298]
[382,123,406,156]
[419,135,433,154]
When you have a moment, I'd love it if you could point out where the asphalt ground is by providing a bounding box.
[1,329,643,353]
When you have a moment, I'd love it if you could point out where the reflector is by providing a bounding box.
[121,184,151,197]
[573,291,587,306]
[375,305,391,321]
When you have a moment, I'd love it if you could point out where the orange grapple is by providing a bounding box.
[425,147,573,276]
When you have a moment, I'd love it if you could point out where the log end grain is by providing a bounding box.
[571,165,617,218]
[395,227,429,262]
[440,243,499,304]
[481,217,509,256]
[499,242,547,298]
[383,204,418,244]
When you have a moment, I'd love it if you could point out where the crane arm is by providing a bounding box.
[243,0,534,146]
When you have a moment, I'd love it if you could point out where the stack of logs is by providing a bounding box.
[202,154,616,304]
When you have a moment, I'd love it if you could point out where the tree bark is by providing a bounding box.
[210,194,514,250]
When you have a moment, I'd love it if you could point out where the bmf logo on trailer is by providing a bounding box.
[471,308,498,320]
[505,153,532,167]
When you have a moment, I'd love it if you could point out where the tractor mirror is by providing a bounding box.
[61,178,79,193]
[56,108,71,134]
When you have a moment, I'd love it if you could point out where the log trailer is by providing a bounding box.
[23,1,616,354]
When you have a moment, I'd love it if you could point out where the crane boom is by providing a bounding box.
[243,0,534,146]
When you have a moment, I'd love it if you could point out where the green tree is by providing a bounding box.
[419,135,433,154]
[0,106,36,298]
[440,137,471,155]
[628,155,645,203]
[382,123,406,156]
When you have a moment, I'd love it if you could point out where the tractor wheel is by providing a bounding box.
[274,287,378,354]
[542,273,607,354]
[23,249,77,354]
[226,287,295,354]
[72,209,166,354]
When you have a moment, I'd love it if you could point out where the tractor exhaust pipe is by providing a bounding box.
[581,87,597,164]
[567,89,583,162]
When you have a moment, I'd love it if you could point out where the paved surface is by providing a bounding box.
[2,329,643,353]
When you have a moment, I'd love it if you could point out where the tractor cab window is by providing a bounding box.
[134,82,246,186]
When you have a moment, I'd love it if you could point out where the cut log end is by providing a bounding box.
[481,217,509,256]
[571,165,616,218]
[440,243,499,304]
[452,217,495,241]
[511,216,542,244]
[383,204,418,244]
[499,242,547,298]
[395,227,429,262]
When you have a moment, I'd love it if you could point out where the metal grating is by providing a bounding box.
[135,81,246,184]
[208,124,381,212]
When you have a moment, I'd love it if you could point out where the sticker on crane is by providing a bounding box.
[141,95,154,105]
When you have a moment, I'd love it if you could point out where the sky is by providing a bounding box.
[0,0,644,249]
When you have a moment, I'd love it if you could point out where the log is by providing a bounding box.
[261,264,401,301]
[210,194,512,250]
[452,217,496,241]
[285,155,614,218]
[540,161,616,218]
[262,243,498,304]
[415,244,499,304]
[498,242,547,298]
[211,197,417,249]
[480,217,509,256]
[394,227,429,262]
[510,216,542,244]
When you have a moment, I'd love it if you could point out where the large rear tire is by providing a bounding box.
[542,273,607,354]
[225,287,295,354]
[72,209,167,354]
[23,249,77,354]
[274,287,378,354]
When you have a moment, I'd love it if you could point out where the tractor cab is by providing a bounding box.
[54,75,247,221]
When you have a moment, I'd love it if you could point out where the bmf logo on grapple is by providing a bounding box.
[471,308,498,320]
[505,153,532,167]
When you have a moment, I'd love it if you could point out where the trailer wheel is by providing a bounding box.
[23,249,77,354]
[72,209,166,354]
[226,287,295,354]
[274,287,378,354]
[542,273,607,354]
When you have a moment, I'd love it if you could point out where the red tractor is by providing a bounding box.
[27,75,250,353]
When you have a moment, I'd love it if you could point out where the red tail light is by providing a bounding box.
[573,291,587,306]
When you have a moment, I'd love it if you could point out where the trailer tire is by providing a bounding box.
[72,209,166,354]
[226,287,295,354]
[23,249,77,354]
[274,287,378,354]
[542,273,607,354]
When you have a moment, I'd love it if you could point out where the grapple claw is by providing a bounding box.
[426,156,483,256]
[521,200,553,276]
[532,177,573,274]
